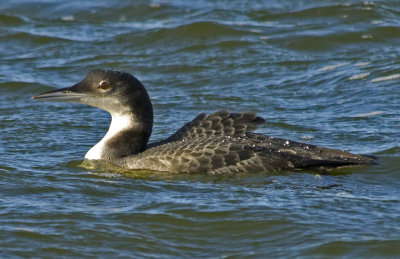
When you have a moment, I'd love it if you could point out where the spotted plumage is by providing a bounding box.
[117,111,376,174]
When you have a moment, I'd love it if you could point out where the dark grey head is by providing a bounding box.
[33,70,153,119]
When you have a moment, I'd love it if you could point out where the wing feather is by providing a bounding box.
[165,110,265,142]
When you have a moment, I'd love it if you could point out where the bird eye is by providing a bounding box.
[99,81,110,90]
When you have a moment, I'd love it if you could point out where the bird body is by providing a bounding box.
[33,70,376,174]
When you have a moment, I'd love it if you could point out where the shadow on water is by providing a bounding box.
[65,157,382,183]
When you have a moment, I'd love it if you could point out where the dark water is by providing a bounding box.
[1,0,399,257]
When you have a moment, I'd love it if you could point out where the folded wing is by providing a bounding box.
[121,111,376,173]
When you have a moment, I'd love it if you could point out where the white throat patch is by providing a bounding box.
[85,113,133,160]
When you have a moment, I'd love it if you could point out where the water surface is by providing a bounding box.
[1,0,399,257]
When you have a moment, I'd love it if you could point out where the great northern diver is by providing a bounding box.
[32,70,376,174]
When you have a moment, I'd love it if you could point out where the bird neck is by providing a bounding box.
[85,110,153,161]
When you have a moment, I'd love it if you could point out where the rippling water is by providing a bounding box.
[1,0,400,257]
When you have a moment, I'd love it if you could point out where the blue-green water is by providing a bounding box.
[1,0,399,257]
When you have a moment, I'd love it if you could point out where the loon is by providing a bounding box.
[32,70,376,174]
